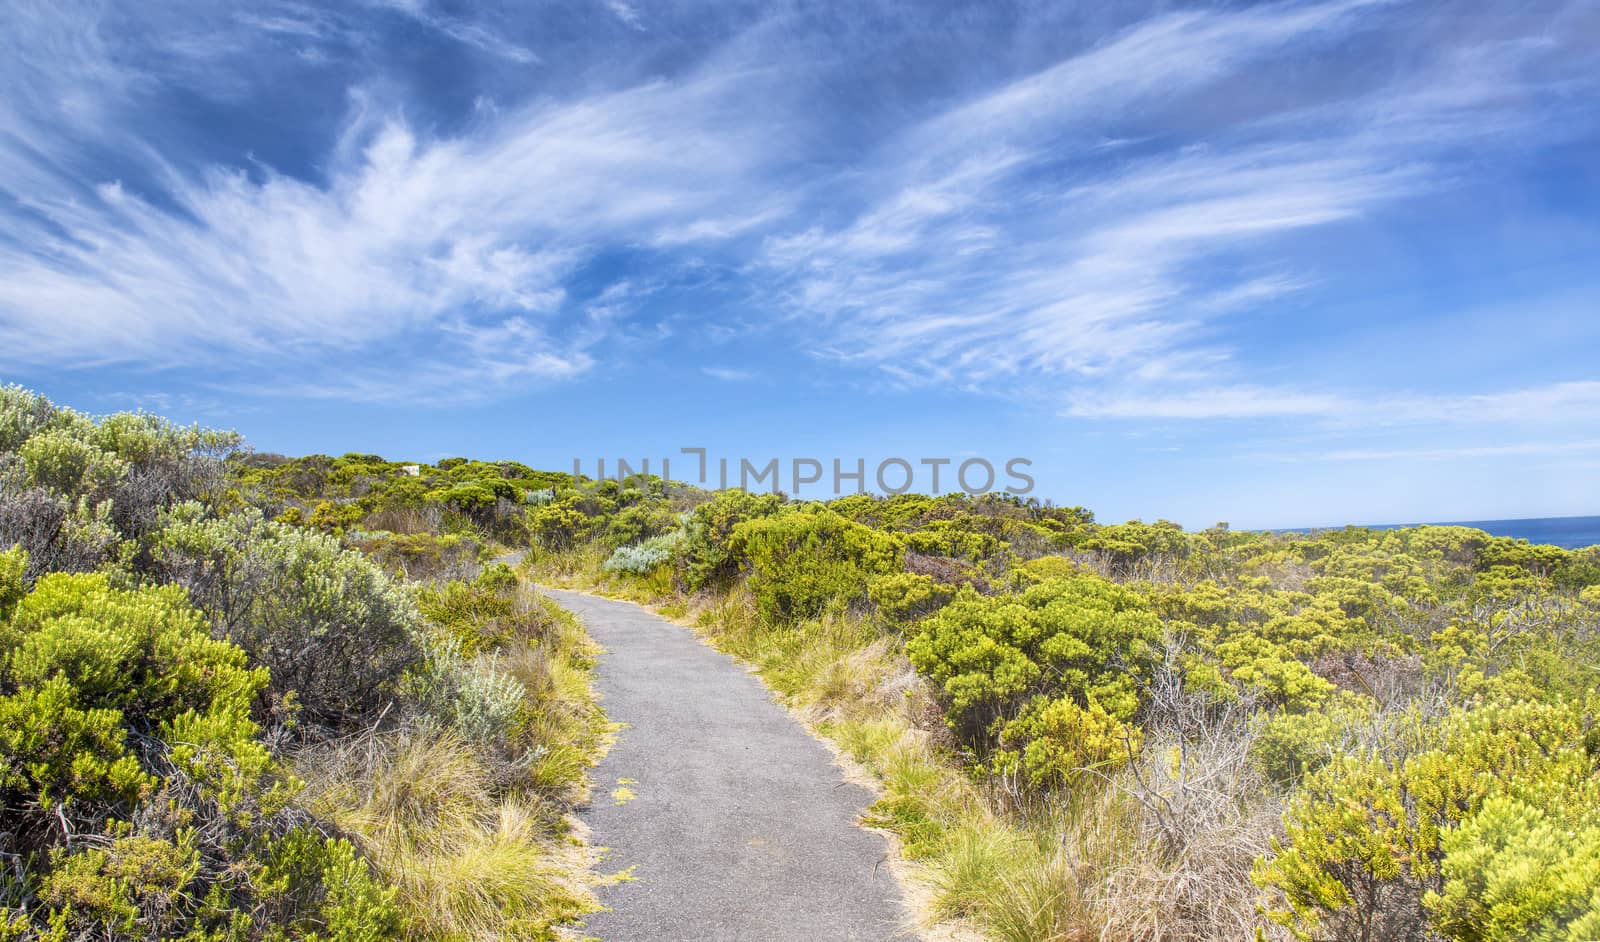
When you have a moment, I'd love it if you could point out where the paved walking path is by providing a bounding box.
[540,588,915,942]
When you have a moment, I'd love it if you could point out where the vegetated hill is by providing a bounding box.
[5,381,1598,941]
[529,484,1600,941]
[0,385,606,941]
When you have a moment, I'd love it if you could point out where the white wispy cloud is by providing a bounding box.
[1286,438,1600,463]
[0,8,782,398]
[1068,380,1600,428]
[1068,385,1351,420]
[745,0,1600,463]
[1385,381,1600,425]
[754,0,1599,426]
[601,0,644,31]
[701,366,754,382]
[366,0,539,63]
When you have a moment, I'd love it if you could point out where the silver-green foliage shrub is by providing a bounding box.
[156,503,422,732]
[0,385,239,580]
[602,531,684,575]
[405,639,527,750]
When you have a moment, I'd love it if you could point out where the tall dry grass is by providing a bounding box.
[298,731,596,942]
[292,575,609,940]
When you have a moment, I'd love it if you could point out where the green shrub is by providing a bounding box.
[278,833,403,942]
[1251,709,1343,787]
[1428,795,1600,941]
[429,482,503,516]
[2,388,237,534]
[603,503,679,548]
[1079,519,1190,572]
[0,546,23,620]
[19,428,126,497]
[679,490,787,588]
[156,504,423,733]
[1009,555,1081,586]
[0,384,55,454]
[867,572,956,627]
[1210,633,1334,711]
[0,572,271,823]
[39,835,201,938]
[729,509,901,624]
[356,531,480,582]
[904,520,1004,565]
[0,572,395,940]
[995,695,1141,788]
[418,565,520,656]
[906,574,1159,743]
[527,497,595,551]
[308,499,364,533]
[34,829,400,942]
[1256,698,1600,941]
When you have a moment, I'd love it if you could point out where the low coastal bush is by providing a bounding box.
[601,531,683,575]
[156,503,423,734]
[729,508,901,623]
[907,574,1159,747]
[1256,698,1600,941]
[0,563,397,941]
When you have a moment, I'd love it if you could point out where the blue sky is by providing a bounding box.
[2,0,1598,528]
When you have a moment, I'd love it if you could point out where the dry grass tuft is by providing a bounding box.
[298,731,597,942]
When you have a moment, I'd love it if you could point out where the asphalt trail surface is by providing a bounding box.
[540,588,915,942]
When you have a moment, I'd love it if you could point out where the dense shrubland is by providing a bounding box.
[0,386,605,941]
[8,380,1598,941]
[534,484,1600,941]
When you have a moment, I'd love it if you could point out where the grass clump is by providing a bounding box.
[299,732,595,942]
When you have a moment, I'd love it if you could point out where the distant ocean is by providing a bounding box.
[1280,515,1600,550]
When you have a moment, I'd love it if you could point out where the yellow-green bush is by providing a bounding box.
[602,502,679,548]
[0,546,23,620]
[996,695,1141,788]
[0,571,271,817]
[867,571,955,627]
[417,564,520,655]
[729,508,901,624]
[1256,698,1600,942]
[907,574,1159,744]
[1251,707,1345,787]
[0,565,398,941]
[679,489,787,589]
[1210,633,1334,711]
[527,496,595,551]
[1428,795,1600,941]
